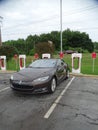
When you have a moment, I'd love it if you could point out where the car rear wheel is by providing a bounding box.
[66,70,69,78]
[48,77,56,93]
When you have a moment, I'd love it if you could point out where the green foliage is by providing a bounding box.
[3,29,94,55]
[29,49,35,56]
[25,35,40,55]
[50,31,60,50]
[35,42,55,58]
[93,42,98,52]
[0,45,19,61]
[63,29,94,53]
[75,47,83,53]
[4,39,26,54]
[94,49,98,53]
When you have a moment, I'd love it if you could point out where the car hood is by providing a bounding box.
[12,67,55,81]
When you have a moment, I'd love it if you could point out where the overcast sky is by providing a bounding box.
[0,0,98,42]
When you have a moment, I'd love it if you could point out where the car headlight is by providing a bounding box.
[33,76,49,82]
[10,75,13,80]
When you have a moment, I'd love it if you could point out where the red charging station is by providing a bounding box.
[92,52,96,59]
[59,52,64,59]
[19,55,26,70]
[0,56,6,71]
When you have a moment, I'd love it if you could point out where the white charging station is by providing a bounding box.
[0,56,6,71]
[42,53,51,59]
[19,55,26,70]
[72,53,82,74]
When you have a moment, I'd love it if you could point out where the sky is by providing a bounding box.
[0,0,98,42]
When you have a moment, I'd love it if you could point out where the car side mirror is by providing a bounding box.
[61,62,64,66]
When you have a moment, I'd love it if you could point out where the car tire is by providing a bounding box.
[48,77,56,93]
[66,70,70,79]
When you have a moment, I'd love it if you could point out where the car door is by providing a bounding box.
[56,59,66,81]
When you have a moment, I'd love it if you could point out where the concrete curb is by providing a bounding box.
[70,73,98,79]
[0,70,16,74]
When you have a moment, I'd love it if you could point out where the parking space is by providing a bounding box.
[47,77,98,130]
[0,73,98,130]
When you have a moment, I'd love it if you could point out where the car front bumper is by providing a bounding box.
[10,79,51,94]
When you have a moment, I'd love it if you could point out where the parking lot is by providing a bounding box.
[0,73,98,130]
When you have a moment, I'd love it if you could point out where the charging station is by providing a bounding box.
[19,55,26,70]
[42,53,51,59]
[0,56,6,71]
[72,53,82,74]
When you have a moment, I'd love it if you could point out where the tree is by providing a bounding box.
[4,39,26,54]
[3,28,94,54]
[93,42,98,50]
[50,31,60,50]
[0,45,19,61]
[35,42,55,58]
[25,35,40,55]
[63,29,94,52]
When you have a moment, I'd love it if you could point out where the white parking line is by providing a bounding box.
[44,76,75,119]
[0,87,10,93]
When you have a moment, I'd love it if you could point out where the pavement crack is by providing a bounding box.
[76,113,98,122]
[69,89,98,95]
[87,121,98,125]
[80,90,98,95]
[57,102,79,110]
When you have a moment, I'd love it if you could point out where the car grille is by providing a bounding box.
[12,80,33,90]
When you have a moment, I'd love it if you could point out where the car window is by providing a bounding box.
[29,59,57,68]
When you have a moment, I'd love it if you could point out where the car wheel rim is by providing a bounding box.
[51,78,56,92]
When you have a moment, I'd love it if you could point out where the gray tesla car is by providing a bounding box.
[10,58,69,94]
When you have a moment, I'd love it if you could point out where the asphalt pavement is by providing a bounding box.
[0,73,98,130]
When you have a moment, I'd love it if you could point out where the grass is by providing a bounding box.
[81,54,98,75]
[3,53,98,75]
[6,56,34,71]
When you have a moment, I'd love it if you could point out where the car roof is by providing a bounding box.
[36,58,59,61]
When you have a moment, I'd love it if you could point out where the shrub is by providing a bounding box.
[0,45,19,61]
[35,42,55,58]
[29,49,35,56]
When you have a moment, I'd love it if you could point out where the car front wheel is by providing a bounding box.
[48,77,56,93]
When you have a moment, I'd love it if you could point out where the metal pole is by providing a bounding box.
[60,0,62,53]
[0,27,2,46]
[0,16,3,46]
[92,58,95,73]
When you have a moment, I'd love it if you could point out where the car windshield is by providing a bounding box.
[29,59,57,68]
